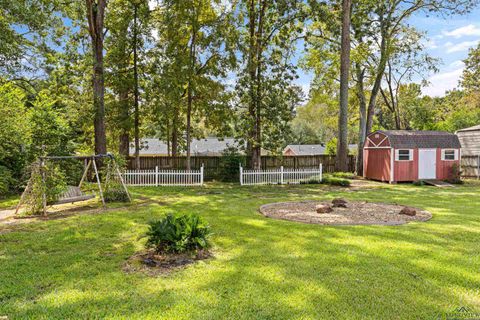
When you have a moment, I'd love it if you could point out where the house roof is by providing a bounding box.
[130,138,241,156]
[375,130,461,149]
[284,144,357,155]
[456,124,480,133]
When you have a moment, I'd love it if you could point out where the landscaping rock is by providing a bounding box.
[316,204,333,213]
[399,207,416,216]
[332,198,348,208]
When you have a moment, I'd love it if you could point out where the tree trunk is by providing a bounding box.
[86,0,107,156]
[185,21,197,172]
[247,0,258,169]
[118,91,130,158]
[355,63,367,175]
[133,4,141,170]
[336,0,351,172]
[365,17,388,135]
[171,110,178,157]
[186,86,192,171]
[251,0,266,170]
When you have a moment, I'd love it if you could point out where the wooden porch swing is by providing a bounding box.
[15,154,130,216]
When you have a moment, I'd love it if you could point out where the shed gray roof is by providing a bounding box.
[284,144,357,155]
[130,138,241,156]
[376,130,461,149]
[456,124,480,133]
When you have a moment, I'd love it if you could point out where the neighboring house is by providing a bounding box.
[456,124,480,156]
[283,144,357,156]
[130,138,241,156]
[363,130,461,183]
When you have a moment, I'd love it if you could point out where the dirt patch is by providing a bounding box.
[259,200,431,225]
[123,249,212,276]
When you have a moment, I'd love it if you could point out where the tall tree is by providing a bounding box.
[86,0,107,155]
[336,0,351,172]
[237,0,304,168]
[151,0,236,169]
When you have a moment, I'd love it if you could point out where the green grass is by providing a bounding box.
[1,182,480,319]
[0,195,19,209]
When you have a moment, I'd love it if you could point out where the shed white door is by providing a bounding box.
[418,149,436,179]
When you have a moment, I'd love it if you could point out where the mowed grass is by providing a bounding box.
[1,182,480,319]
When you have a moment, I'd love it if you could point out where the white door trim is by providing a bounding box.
[418,148,436,180]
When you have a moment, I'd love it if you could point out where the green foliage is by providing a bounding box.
[412,180,425,186]
[22,162,67,215]
[325,138,337,155]
[145,213,211,254]
[102,156,131,203]
[218,146,245,182]
[447,163,463,185]
[332,172,355,179]
[104,189,130,203]
[0,166,14,196]
[321,174,351,187]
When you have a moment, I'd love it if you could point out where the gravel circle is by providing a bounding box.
[259,200,432,226]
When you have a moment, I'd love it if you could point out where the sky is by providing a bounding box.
[294,7,480,98]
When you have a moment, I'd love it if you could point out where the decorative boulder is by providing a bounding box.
[332,198,348,208]
[316,204,333,213]
[399,207,416,216]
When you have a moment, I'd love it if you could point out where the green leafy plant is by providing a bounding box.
[321,174,351,187]
[331,172,355,179]
[447,163,463,184]
[0,166,15,196]
[21,162,67,215]
[218,146,245,182]
[104,189,130,203]
[145,213,211,254]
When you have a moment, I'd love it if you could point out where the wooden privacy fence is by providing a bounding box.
[240,165,323,186]
[127,155,355,180]
[122,166,204,186]
[461,155,480,178]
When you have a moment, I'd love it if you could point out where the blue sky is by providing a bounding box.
[294,7,480,98]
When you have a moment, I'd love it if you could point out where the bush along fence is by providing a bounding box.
[240,165,323,186]
[126,155,355,180]
[122,165,204,186]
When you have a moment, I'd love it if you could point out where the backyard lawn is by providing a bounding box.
[1,182,479,319]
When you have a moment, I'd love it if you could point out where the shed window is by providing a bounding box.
[396,149,413,161]
[441,149,458,161]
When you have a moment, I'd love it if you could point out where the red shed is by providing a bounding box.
[363,130,461,183]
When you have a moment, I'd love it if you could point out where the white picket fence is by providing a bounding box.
[239,165,323,186]
[122,166,204,186]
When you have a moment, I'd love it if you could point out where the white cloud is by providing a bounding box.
[443,24,480,38]
[424,39,438,49]
[445,40,479,53]
[422,68,463,97]
[449,60,465,68]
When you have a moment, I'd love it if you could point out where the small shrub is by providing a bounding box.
[412,180,425,186]
[104,189,130,202]
[218,146,245,182]
[446,163,463,184]
[146,213,211,254]
[331,172,355,179]
[321,174,350,187]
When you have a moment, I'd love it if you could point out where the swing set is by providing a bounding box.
[15,154,131,216]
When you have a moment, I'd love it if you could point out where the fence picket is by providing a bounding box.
[122,166,204,187]
[239,165,323,186]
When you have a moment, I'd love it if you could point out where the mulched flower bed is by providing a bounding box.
[123,249,212,276]
[259,200,432,226]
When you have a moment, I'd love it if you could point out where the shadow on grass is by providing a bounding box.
[0,183,479,319]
